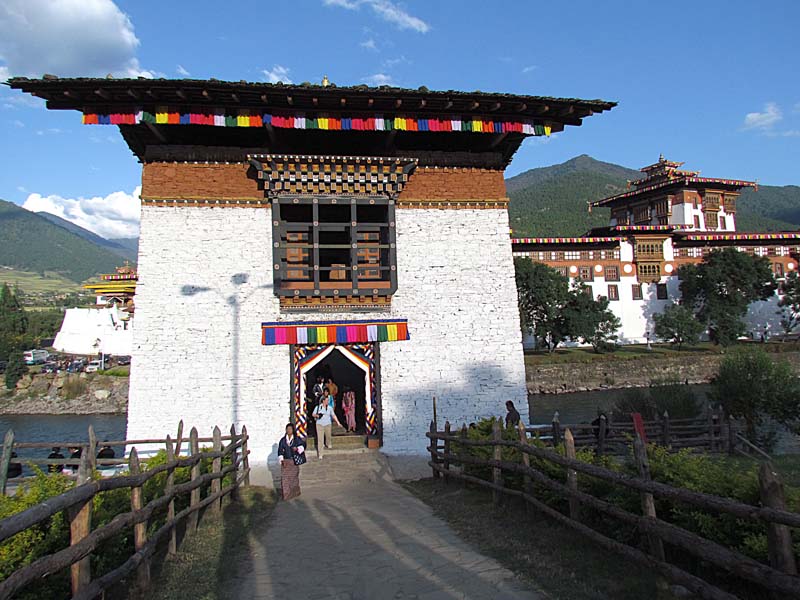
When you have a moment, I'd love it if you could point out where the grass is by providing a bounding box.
[99,366,130,377]
[403,479,659,600]
[0,268,83,294]
[141,487,276,600]
[711,454,800,488]
[525,340,800,365]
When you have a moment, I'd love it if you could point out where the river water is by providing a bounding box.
[0,414,127,476]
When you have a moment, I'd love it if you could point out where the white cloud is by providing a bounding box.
[176,64,190,77]
[382,55,409,69]
[11,119,24,127]
[362,73,394,86]
[522,65,538,74]
[23,186,141,239]
[36,128,63,136]
[262,65,292,84]
[743,102,782,130]
[0,0,153,78]
[323,0,430,33]
[0,65,8,82]
[360,38,377,50]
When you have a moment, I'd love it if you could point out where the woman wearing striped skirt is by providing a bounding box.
[277,423,306,500]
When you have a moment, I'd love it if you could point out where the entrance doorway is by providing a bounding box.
[292,343,378,439]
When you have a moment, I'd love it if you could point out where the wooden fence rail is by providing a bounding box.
[427,422,799,600]
[0,421,250,600]
[526,409,740,455]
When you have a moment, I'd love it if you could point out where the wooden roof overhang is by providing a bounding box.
[591,177,757,209]
[512,236,623,251]
[7,77,616,166]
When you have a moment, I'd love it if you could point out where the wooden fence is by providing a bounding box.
[427,420,799,600]
[0,421,251,600]
[530,409,740,455]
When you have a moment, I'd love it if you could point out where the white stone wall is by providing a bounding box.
[128,205,529,463]
[381,208,529,453]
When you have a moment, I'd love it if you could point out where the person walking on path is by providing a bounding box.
[505,401,521,429]
[342,387,357,432]
[314,387,342,459]
[277,423,306,500]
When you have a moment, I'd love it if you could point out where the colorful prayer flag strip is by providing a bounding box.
[262,319,410,346]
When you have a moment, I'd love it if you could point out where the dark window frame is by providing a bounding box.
[631,284,643,300]
[607,284,619,301]
[656,283,668,300]
[604,265,620,282]
[272,196,397,298]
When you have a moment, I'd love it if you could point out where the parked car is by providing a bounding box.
[23,349,49,365]
[85,360,103,373]
[116,355,131,366]
[66,360,86,373]
[41,362,59,374]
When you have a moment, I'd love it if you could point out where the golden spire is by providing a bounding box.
[321,75,330,87]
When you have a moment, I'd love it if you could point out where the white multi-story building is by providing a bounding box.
[513,157,798,344]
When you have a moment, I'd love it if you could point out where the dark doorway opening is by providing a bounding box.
[307,348,367,435]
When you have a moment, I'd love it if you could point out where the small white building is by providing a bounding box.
[53,306,133,357]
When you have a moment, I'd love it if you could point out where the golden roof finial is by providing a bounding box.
[659,153,664,162]
[321,75,330,87]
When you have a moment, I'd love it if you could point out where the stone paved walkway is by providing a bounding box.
[229,453,543,600]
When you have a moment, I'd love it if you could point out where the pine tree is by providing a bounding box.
[4,351,28,390]
[0,283,29,361]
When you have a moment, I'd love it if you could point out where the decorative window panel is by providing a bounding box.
[578,266,593,282]
[656,283,668,300]
[607,284,619,301]
[604,266,620,281]
[631,284,643,300]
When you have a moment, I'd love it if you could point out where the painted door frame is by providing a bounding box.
[291,343,379,438]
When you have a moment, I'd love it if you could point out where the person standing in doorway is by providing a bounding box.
[314,387,342,459]
[342,386,357,432]
[326,377,339,403]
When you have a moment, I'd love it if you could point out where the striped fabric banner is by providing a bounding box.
[262,319,410,346]
[81,109,551,137]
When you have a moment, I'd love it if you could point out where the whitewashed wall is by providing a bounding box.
[128,205,529,465]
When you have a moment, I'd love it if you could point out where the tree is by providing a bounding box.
[653,303,705,349]
[562,284,621,353]
[4,351,28,390]
[678,248,776,346]
[514,258,571,352]
[777,270,800,335]
[710,347,800,446]
[0,283,28,361]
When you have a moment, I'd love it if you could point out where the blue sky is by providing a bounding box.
[0,0,798,238]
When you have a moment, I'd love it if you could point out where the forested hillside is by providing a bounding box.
[0,199,123,282]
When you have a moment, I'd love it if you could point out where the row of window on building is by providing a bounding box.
[602,283,669,302]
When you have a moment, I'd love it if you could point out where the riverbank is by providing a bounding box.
[0,373,127,415]
[526,349,800,394]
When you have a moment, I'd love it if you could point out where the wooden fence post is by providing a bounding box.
[87,425,97,473]
[432,396,438,430]
[758,462,798,576]
[175,420,184,456]
[129,448,150,590]
[597,414,607,456]
[0,429,14,495]
[707,406,715,452]
[429,420,440,479]
[551,411,561,447]
[229,424,240,502]
[443,421,451,483]
[726,413,735,455]
[633,434,665,562]
[211,426,222,512]
[241,425,250,486]
[165,435,177,556]
[189,427,201,532]
[492,420,503,506]
[564,428,580,520]
[661,410,670,447]
[517,422,532,498]
[460,424,468,488]
[69,450,92,595]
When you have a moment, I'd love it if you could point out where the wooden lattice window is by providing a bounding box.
[631,284,643,300]
[578,266,593,282]
[607,284,619,301]
[604,266,620,281]
[272,197,397,298]
[656,283,668,300]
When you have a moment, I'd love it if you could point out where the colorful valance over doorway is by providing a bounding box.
[261,319,409,345]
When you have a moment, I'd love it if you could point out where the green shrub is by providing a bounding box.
[613,382,701,421]
[450,418,800,582]
[98,367,129,377]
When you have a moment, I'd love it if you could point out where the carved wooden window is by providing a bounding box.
[703,193,721,211]
[604,266,620,281]
[774,262,785,278]
[578,266,593,282]
[272,197,396,298]
[631,284,643,300]
[607,284,619,301]
[555,266,568,277]
[693,215,701,228]
[638,263,661,282]
[656,283,668,300]
[704,212,719,230]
